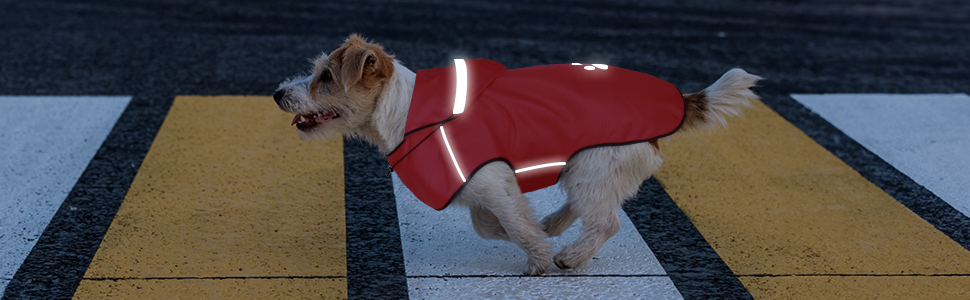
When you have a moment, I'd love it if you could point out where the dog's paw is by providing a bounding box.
[553,250,592,270]
[523,243,552,276]
[525,260,549,276]
[554,257,571,270]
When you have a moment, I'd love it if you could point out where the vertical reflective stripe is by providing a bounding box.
[439,125,465,182]
[453,59,468,115]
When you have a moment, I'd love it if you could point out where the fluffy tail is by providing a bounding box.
[679,68,762,131]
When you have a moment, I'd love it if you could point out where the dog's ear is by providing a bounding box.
[338,36,394,92]
[339,46,376,91]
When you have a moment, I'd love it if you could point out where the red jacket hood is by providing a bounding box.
[402,59,507,135]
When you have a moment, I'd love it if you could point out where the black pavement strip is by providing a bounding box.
[343,139,410,300]
[624,177,754,300]
[2,95,173,300]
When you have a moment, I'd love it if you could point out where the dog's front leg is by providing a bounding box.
[461,163,552,276]
[468,204,510,241]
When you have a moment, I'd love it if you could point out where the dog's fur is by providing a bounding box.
[274,34,761,275]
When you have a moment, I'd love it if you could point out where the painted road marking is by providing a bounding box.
[73,96,347,299]
[392,174,683,299]
[654,99,970,299]
[792,94,970,218]
[0,96,130,296]
[740,276,970,299]
[72,278,345,299]
[408,276,682,299]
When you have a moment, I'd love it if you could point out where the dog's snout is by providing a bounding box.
[273,90,285,104]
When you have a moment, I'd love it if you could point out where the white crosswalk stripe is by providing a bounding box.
[0,96,130,295]
[392,174,683,299]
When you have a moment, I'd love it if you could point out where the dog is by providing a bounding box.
[274,34,761,275]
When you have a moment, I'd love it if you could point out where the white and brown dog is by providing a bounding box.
[274,34,761,275]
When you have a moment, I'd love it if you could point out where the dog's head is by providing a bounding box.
[273,34,395,141]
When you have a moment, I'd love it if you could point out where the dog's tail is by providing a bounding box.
[678,68,762,132]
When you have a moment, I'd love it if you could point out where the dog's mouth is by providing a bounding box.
[291,109,341,131]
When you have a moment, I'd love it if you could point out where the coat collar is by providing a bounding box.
[386,59,506,163]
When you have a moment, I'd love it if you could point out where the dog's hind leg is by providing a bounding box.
[555,141,662,270]
[458,162,553,275]
[541,200,579,237]
[468,203,510,241]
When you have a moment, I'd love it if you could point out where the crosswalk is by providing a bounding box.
[2,94,969,299]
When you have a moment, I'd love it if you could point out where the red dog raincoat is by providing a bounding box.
[387,59,685,210]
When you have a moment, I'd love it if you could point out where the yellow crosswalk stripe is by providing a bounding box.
[742,276,970,299]
[655,99,970,299]
[73,96,347,299]
[74,278,345,299]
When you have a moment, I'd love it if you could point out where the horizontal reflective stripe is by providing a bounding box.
[515,162,566,173]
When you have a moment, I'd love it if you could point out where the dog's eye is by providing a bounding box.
[319,70,332,82]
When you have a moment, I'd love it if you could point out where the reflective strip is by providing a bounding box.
[439,125,465,182]
[515,162,567,173]
[453,59,468,115]
[573,63,608,70]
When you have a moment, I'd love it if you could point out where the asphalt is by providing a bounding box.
[1,0,969,299]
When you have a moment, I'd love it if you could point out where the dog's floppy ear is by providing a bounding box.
[339,46,378,91]
[337,35,394,92]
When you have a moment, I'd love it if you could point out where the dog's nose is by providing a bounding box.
[273,90,285,104]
